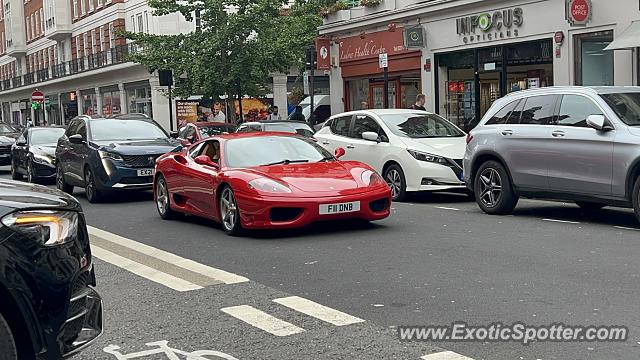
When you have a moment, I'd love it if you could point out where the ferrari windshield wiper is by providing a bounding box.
[262,159,309,166]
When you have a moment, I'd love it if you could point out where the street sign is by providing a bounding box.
[31,90,45,103]
[404,27,425,48]
[303,71,310,95]
[378,53,388,69]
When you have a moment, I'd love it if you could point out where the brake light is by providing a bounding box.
[466,133,474,144]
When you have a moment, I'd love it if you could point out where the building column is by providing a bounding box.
[58,93,64,125]
[118,83,127,114]
[272,74,288,116]
[43,100,49,125]
[149,77,170,130]
[76,90,82,115]
[95,87,103,115]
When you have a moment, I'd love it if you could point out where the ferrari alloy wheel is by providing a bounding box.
[155,175,178,220]
[10,160,22,181]
[219,186,242,236]
[84,167,103,203]
[383,164,407,202]
[56,164,73,194]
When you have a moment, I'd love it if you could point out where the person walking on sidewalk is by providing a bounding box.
[267,106,282,121]
[410,94,427,111]
[290,106,305,122]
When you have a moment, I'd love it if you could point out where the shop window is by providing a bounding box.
[486,99,521,125]
[555,95,603,127]
[519,95,558,125]
[574,31,614,86]
[330,116,352,137]
[347,79,368,111]
[127,86,152,117]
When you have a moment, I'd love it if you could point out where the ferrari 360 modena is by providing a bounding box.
[153,132,392,235]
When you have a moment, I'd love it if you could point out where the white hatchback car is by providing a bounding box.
[314,109,467,201]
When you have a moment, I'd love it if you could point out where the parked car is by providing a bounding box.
[153,132,391,235]
[464,86,640,221]
[11,126,66,183]
[0,179,102,359]
[236,120,315,138]
[314,109,467,201]
[288,95,332,126]
[172,121,237,146]
[0,123,21,166]
[55,114,181,203]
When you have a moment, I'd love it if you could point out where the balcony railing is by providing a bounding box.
[0,44,139,92]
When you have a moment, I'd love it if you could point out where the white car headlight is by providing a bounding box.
[248,178,292,193]
[32,153,54,165]
[407,149,449,165]
[1,210,79,246]
[98,150,123,161]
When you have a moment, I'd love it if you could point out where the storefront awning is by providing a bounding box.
[604,21,640,50]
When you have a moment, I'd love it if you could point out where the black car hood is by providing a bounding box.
[0,135,16,146]
[31,144,56,157]
[92,138,180,155]
[0,179,80,217]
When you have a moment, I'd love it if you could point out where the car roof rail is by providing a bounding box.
[107,113,151,120]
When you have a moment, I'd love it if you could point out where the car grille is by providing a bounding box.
[63,272,91,343]
[0,145,11,155]
[122,154,161,168]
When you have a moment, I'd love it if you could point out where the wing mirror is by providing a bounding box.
[586,115,613,131]
[15,139,26,146]
[334,147,346,159]
[194,155,219,169]
[69,134,84,144]
[362,131,380,142]
[170,131,179,139]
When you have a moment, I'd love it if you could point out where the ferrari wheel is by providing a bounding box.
[155,175,179,220]
[219,186,242,236]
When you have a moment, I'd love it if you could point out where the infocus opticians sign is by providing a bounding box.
[456,7,523,44]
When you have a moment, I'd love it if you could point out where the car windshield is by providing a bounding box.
[224,136,331,168]
[198,125,236,138]
[0,124,16,133]
[600,93,640,126]
[89,119,168,141]
[30,128,65,145]
[264,123,315,137]
[380,113,464,138]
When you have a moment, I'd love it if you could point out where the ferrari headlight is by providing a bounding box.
[98,150,123,161]
[32,153,54,165]
[407,149,448,165]
[1,210,79,246]
[361,170,384,186]
[248,178,292,193]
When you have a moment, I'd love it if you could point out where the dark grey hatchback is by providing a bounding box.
[0,179,102,359]
[55,114,180,203]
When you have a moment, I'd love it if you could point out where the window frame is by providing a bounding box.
[517,95,560,126]
[554,94,606,128]
[352,114,388,141]
[329,115,354,138]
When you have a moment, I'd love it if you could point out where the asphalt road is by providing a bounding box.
[3,168,640,360]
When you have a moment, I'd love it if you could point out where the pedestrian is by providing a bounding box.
[289,105,305,121]
[360,101,369,110]
[410,94,427,111]
[208,102,226,122]
[267,106,282,121]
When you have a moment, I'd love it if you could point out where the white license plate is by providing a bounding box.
[137,168,154,176]
[319,201,360,215]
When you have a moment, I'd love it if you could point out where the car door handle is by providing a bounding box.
[346,145,355,149]
[501,130,513,136]
[552,130,565,137]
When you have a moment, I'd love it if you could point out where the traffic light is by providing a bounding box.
[31,101,40,110]
[305,47,317,70]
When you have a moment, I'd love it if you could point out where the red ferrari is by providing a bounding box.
[153,132,391,235]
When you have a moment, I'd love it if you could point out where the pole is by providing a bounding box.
[310,70,315,125]
[168,84,174,131]
[383,67,389,109]
[236,78,243,122]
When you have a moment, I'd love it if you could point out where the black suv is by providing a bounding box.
[55,114,180,202]
[0,179,102,359]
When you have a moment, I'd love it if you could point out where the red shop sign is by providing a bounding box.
[338,29,412,63]
[567,0,592,26]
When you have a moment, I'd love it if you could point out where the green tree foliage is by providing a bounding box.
[124,0,328,100]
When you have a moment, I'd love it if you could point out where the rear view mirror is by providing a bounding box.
[334,147,346,159]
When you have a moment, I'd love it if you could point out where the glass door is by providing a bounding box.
[369,81,397,109]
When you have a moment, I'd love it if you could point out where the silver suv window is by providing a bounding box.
[600,93,640,126]
[486,99,523,125]
[555,95,603,127]
[519,95,559,125]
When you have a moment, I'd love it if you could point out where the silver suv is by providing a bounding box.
[464,86,640,222]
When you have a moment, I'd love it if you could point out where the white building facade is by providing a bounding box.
[319,0,640,129]
[0,0,200,130]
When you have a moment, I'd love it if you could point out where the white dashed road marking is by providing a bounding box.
[221,305,305,337]
[421,350,475,360]
[434,206,461,211]
[273,296,365,326]
[88,226,249,291]
[614,225,640,231]
[542,218,580,224]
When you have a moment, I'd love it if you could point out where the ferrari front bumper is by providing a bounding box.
[234,189,392,229]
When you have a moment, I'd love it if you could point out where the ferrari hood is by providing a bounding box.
[252,161,361,193]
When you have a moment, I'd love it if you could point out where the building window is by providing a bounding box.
[91,29,97,53]
[144,11,149,33]
[127,86,153,117]
[40,9,44,33]
[97,0,102,7]
[75,36,81,59]
[108,23,115,48]
[88,0,93,12]
[26,16,30,40]
[31,14,35,38]
[130,15,135,32]
[98,26,104,51]
[102,90,121,115]
[83,33,89,56]
[35,11,39,36]
[72,0,77,18]
[80,0,85,15]
[574,31,614,86]
[137,14,143,33]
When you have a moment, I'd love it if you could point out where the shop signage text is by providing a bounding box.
[339,30,410,63]
[566,0,592,26]
[176,101,199,125]
[456,7,523,44]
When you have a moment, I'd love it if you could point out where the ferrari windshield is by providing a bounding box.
[263,122,315,137]
[380,113,464,138]
[198,124,236,138]
[224,136,331,168]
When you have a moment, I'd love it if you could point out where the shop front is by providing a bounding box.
[339,29,422,111]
